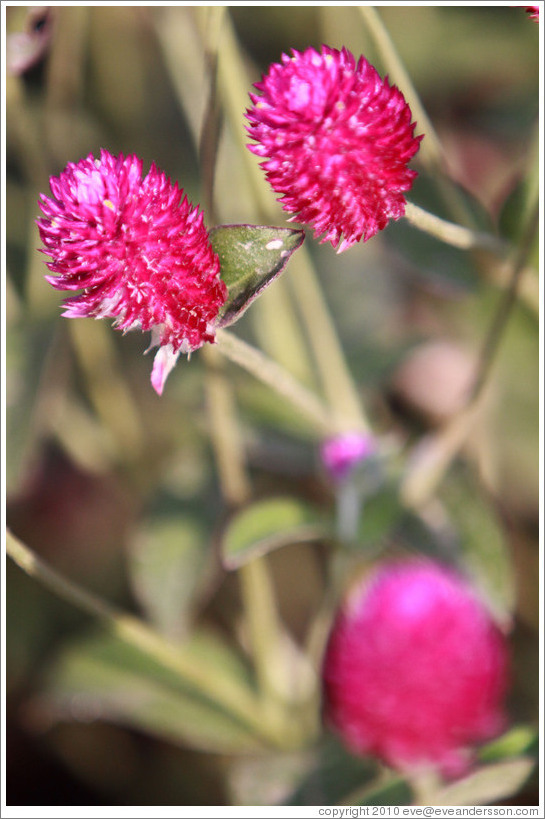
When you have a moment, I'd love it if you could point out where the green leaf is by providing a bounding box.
[434,758,536,806]
[40,628,266,755]
[345,777,413,807]
[285,736,377,806]
[478,725,539,763]
[221,496,327,570]
[355,481,406,549]
[129,516,208,640]
[210,224,305,328]
[441,468,516,622]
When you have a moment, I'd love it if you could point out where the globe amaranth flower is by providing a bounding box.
[246,45,422,252]
[37,149,227,395]
[322,559,510,778]
[320,431,377,482]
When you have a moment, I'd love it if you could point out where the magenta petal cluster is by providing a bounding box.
[322,560,510,778]
[525,5,539,21]
[246,46,422,252]
[37,149,227,394]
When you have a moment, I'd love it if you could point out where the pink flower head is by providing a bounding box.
[246,46,422,252]
[322,560,510,778]
[320,431,377,482]
[525,6,539,21]
[37,149,227,394]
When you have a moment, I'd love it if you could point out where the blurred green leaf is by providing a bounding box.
[478,725,539,763]
[355,481,406,549]
[434,758,536,806]
[229,751,314,807]
[40,628,266,755]
[285,736,378,806]
[386,171,495,293]
[345,776,413,806]
[221,496,327,570]
[441,468,516,621]
[129,516,209,640]
[211,225,305,328]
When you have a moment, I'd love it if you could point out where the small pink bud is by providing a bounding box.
[320,432,377,482]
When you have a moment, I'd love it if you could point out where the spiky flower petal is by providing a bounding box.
[37,149,227,394]
[246,46,422,252]
[322,560,510,778]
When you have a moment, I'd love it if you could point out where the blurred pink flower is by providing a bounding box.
[320,431,377,482]
[38,149,227,395]
[6,7,54,76]
[525,6,539,21]
[322,560,510,778]
[246,46,422,252]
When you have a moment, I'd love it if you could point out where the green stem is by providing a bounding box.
[6,529,278,743]
[410,769,442,806]
[216,328,334,434]
[359,5,477,230]
[400,396,487,510]
[238,558,290,718]
[68,320,144,463]
[197,4,226,223]
[195,18,302,726]
[470,204,539,403]
[404,202,509,255]
[401,202,539,509]
[288,252,369,434]
[202,345,292,731]
[215,10,367,434]
[405,203,538,314]
[202,345,252,507]
[358,5,444,174]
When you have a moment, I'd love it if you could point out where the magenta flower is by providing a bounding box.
[322,560,510,778]
[246,46,422,252]
[320,431,377,482]
[37,149,227,395]
[525,5,539,21]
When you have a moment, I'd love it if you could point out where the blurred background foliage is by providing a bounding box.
[4,3,540,808]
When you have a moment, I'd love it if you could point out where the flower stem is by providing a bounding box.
[360,7,539,314]
[404,201,509,256]
[358,5,443,173]
[202,345,252,507]
[410,769,442,806]
[197,4,226,224]
[5,529,280,744]
[358,5,480,231]
[287,252,369,434]
[68,319,144,463]
[197,15,301,737]
[216,329,334,434]
[202,346,296,734]
[469,204,539,403]
[215,9,368,435]
[401,202,539,509]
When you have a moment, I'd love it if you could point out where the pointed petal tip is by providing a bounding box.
[150,344,180,396]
